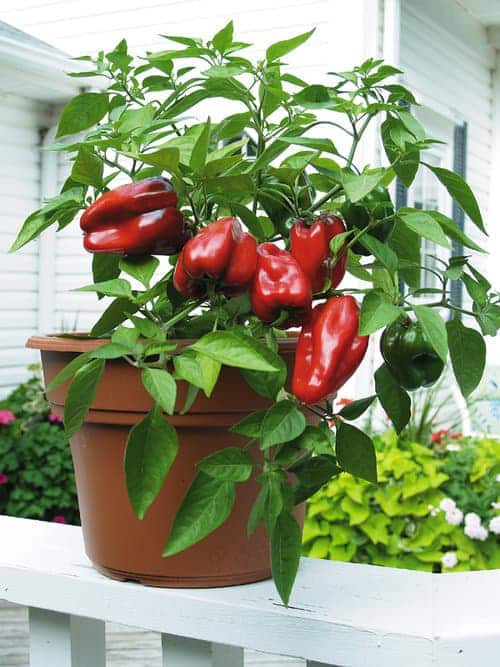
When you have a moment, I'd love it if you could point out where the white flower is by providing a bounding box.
[445,507,464,526]
[491,502,500,510]
[441,552,458,569]
[446,444,461,452]
[428,505,439,517]
[464,523,489,541]
[465,512,481,526]
[439,498,456,512]
[496,474,500,483]
[489,516,500,535]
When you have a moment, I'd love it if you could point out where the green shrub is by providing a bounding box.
[0,372,79,524]
[303,430,500,572]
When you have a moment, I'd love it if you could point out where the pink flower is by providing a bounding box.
[52,515,66,524]
[48,412,63,424]
[0,410,15,426]
[0,473,8,485]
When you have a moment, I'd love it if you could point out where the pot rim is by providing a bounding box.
[26,332,299,353]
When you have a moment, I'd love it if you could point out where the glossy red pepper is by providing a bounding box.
[250,243,312,328]
[292,296,368,404]
[173,217,257,298]
[80,177,190,255]
[290,214,347,294]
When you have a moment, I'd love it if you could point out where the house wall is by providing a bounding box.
[0,94,53,396]
[400,0,494,274]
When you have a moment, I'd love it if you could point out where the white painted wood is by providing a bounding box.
[1,516,500,666]
[212,644,245,666]
[161,635,212,666]
[29,607,105,667]
[37,124,59,334]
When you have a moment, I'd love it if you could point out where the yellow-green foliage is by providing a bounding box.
[303,431,500,572]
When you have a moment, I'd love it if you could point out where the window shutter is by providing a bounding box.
[450,122,467,309]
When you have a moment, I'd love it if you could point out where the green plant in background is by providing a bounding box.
[0,372,78,525]
[303,430,500,572]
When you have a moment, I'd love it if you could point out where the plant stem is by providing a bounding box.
[163,299,205,333]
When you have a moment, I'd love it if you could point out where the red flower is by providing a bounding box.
[52,515,66,524]
[0,473,8,485]
[0,410,15,426]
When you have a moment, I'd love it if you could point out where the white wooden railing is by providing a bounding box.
[0,515,498,667]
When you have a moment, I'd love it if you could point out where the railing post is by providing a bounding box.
[29,607,105,667]
[161,634,245,666]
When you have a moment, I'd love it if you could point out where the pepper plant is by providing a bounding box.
[11,23,498,605]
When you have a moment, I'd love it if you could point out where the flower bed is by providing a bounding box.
[0,374,78,525]
[303,430,500,571]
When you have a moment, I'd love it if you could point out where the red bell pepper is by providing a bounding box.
[173,217,257,298]
[290,214,347,294]
[80,177,190,255]
[250,243,312,328]
[291,296,368,404]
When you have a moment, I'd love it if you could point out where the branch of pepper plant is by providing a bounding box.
[161,298,206,334]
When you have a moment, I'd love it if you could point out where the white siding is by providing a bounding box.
[0,95,52,396]
[0,1,368,82]
[400,0,494,275]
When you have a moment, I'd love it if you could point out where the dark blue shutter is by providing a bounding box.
[395,179,408,296]
[450,123,467,310]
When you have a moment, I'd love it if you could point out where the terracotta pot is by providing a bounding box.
[27,334,308,588]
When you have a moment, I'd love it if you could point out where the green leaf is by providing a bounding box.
[342,169,385,203]
[291,454,339,488]
[389,222,420,288]
[359,235,398,273]
[230,410,267,438]
[142,368,177,415]
[335,422,377,483]
[229,203,273,241]
[241,348,287,400]
[196,352,221,398]
[293,84,331,108]
[75,278,134,300]
[56,92,109,137]
[90,298,139,337]
[261,400,306,449]
[428,211,484,252]
[173,352,205,390]
[278,136,337,155]
[46,351,93,392]
[424,164,485,234]
[119,256,159,287]
[64,359,105,438]
[413,305,448,363]
[92,254,121,287]
[124,404,178,519]
[212,20,233,54]
[10,188,83,251]
[446,317,486,398]
[398,210,450,249]
[190,119,211,174]
[271,511,302,606]
[117,104,155,133]
[191,332,280,372]
[266,28,315,62]
[247,484,268,536]
[339,395,376,420]
[163,472,236,556]
[359,292,402,335]
[91,342,130,359]
[136,147,180,173]
[71,146,103,186]
[198,447,253,482]
[112,325,140,349]
[374,364,411,433]
[129,315,163,341]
